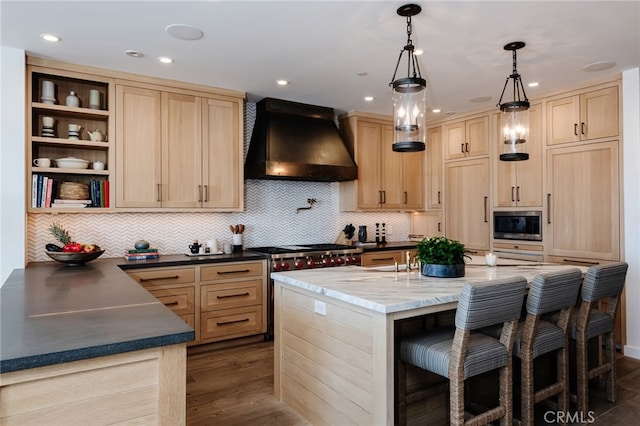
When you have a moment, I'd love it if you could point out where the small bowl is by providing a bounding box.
[45,250,105,266]
[56,157,89,169]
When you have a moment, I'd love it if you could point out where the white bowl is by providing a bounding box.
[56,157,89,169]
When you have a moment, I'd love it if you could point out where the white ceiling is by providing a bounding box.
[2,1,639,120]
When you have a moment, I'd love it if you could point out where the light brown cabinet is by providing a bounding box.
[27,59,114,212]
[116,85,243,210]
[127,259,267,346]
[443,115,489,160]
[445,158,490,251]
[426,126,443,209]
[411,211,443,237]
[546,85,618,146]
[494,103,543,207]
[339,112,424,211]
[361,249,416,267]
[546,140,620,262]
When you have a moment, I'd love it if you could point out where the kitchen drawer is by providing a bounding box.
[201,280,263,312]
[200,261,264,282]
[493,242,543,251]
[200,305,264,340]
[127,267,195,288]
[147,286,195,316]
[361,250,414,267]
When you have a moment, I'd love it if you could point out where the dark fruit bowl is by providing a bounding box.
[45,250,105,266]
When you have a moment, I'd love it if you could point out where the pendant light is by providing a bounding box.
[497,41,530,161]
[389,4,426,152]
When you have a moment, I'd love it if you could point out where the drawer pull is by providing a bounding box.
[139,275,179,282]
[216,269,251,275]
[217,318,250,326]
[216,292,250,299]
[562,258,599,266]
[163,301,179,306]
[373,256,395,261]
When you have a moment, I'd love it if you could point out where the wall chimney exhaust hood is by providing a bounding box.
[244,98,358,182]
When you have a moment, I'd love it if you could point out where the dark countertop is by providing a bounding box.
[358,240,418,252]
[0,251,268,374]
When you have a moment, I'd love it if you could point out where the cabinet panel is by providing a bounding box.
[128,267,196,287]
[115,85,162,208]
[381,124,404,209]
[161,92,202,208]
[546,141,619,260]
[445,158,490,251]
[200,305,264,340]
[401,150,425,210]
[361,251,403,267]
[200,261,264,282]
[444,116,488,160]
[426,126,443,209]
[147,287,195,317]
[546,95,579,145]
[356,121,384,209]
[444,122,466,160]
[411,211,443,237]
[200,280,263,311]
[202,98,242,209]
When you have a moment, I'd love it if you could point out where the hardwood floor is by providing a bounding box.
[186,340,640,425]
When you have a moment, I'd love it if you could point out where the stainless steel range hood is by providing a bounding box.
[244,98,358,181]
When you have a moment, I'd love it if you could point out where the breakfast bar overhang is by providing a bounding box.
[272,257,588,425]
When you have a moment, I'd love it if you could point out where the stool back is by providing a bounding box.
[581,262,628,303]
[527,268,583,316]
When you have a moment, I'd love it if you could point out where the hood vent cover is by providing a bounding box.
[244,98,358,181]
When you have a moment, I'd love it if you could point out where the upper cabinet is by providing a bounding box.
[27,59,114,212]
[546,85,619,146]
[443,115,489,160]
[494,103,543,207]
[339,112,424,211]
[115,84,243,211]
[426,126,443,209]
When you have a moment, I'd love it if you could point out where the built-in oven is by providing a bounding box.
[493,211,542,242]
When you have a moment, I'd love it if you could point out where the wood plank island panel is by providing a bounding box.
[0,344,186,425]
[274,284,394,425]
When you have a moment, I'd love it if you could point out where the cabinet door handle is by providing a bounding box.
[157,184,161,202]
[511,186,515,202]
[581,122,585,135]
[204,185,208,202]
[216,269,251,275]
[574,123,578,136]
[547,193,552,224]
[163,301,179,306]
[516,186,520,202]
[461,143,464,154]
[465,142,469,153]
[562,258,599,266]
[437,222,441,232]
[382,190,386,204]
[403,191,408,205]
[437,191,441,205]
[484,196,488,223]
[378,190,383,204]
[198,185,202,202]
[216,292,250,299]
[217,318,250,326]
[139,275,180,282]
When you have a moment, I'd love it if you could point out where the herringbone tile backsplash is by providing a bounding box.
[27,102,412,262]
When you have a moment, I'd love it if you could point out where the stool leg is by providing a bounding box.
[605,331,617,403]
[450,375,465,425]
[397,359,407,426]
[558,345,569,423]
[576,333,589,414]
[500,361,514,426]
[521,354,534,426]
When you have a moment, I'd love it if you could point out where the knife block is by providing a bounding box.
[335,231,352,245]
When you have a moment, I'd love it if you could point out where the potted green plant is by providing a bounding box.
[416,236,470,278]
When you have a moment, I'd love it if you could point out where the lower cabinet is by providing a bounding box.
[361,249,417,267]
[126,259,267,346]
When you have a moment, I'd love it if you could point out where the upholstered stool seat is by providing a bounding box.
[397,277,527,426]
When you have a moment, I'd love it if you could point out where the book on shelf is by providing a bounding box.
[104,180,110,207]
[45,178,53,208]
[36,174,43,208]
[124,253,160,260]
[126,248,159,254]
[31,175,38,208]
[100,180,105,207]
[53,199,92,204]
[51,203,89,208]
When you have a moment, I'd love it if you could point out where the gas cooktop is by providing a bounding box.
[249,243,360,255]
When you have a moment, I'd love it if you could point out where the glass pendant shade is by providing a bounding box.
[500,102,530,161]
[392,76,426,152]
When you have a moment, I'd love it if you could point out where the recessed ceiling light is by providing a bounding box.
[166,24,203,41]
[414,49,424,56]
[125,50,144,58]
[469,96,492,103]
[158,56,173,64]
[528,82,539,88]
[276,80,288,86]
[431,108,441,113]
[364,96,374,102]
[40,34,60,42]
[582,61,617,72]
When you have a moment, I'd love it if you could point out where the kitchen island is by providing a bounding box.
[271,257,587,425]
[0,258,196,425]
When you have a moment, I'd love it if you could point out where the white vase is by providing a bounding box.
[66,91,79,107]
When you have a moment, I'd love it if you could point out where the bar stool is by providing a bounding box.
[516,269,582,426]
[571,262,628,414]
[397,277,527,425]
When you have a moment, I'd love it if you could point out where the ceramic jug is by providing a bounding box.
[87,130,107,142]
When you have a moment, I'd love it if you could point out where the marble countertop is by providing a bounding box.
[271,256,588,314]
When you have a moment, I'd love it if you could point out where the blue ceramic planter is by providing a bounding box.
[421,263,465,278]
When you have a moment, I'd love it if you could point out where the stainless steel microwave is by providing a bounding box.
[493,211,542,241]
